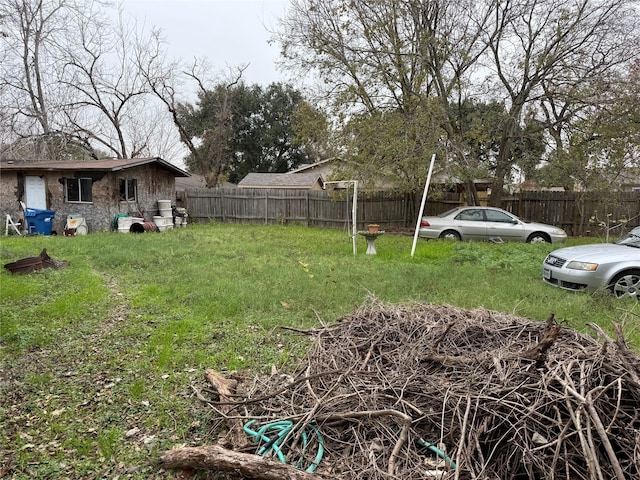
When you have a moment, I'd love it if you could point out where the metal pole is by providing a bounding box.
[323,180,358,255]
[411,154,436,257]
[352,180,358,256]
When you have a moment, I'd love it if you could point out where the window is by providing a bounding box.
[456,209,484,221]
[120,179,137,201]
[485,209,515,223]
[65,178,92,203]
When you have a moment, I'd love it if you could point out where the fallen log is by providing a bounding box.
[159,445,335,480]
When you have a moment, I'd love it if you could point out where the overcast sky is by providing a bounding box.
[120,0,290,86]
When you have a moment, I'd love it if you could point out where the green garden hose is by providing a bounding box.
[243,420,324,472]
[417,439,457,469]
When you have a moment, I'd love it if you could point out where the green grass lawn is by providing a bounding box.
[1,223,638,479]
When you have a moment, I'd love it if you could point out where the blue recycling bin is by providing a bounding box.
[24,208,56,235]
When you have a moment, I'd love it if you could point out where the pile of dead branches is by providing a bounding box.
[163,298,640,479]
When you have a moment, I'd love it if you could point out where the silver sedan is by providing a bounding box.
[418,206,567,243]
[542,228,640,299]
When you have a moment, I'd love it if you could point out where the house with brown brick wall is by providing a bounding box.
[0,157,189,234]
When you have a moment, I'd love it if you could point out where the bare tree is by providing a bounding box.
[0,0,184,161]
[482,0,639,205]
[138,33,249,185]
[0,0,72,156]
[279,0,491,115]
[137,38,217,169]
[59,8,156,158]
[276,0,640,200]
[277,0,499,195]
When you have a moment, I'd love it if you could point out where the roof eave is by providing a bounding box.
[0,157,190,177]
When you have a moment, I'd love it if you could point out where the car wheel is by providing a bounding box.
[609,270,640,299]
[439,230,461,241]
[527,233,550,243]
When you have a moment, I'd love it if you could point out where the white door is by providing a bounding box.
[25,176,47,209]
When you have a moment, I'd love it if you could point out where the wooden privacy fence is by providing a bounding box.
[178,187,640,237]
[504,191,640,237]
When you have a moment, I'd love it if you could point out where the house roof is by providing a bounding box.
[287,158,336,174]
[238,172,324,188]
[175,174,236,189]
[0,157,190,177]
[430,171,492,187]
[175,174,208,189]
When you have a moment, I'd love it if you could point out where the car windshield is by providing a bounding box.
[616,231,640,248]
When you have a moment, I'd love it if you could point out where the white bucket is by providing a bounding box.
[118,216,133,229]
[157,200,172,211]
[159,208,172,217]
[153,216,174,230]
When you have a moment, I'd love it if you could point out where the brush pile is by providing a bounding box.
[181,299,640,479]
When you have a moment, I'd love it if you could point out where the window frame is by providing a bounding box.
[119,178,138,202]
[484,209,516,224]
[455,209,484,222]
[65,177,93,203]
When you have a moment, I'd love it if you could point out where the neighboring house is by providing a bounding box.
[175,174,236,191]
[175,173,208,191]
[614,171,640,192]
[288,158,337,178]
[236,158,493,196]
[289,158,492,196]
[174,174,236,208]
[289,159,356,189]
[430,172,492,193]
[237,172,325,190]
[520,171,640,193]
[0,157,189,234]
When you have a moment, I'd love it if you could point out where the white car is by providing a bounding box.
[418,206,567,243]
[542,228,640,299]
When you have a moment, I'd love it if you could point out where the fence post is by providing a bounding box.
[221,188,226,222]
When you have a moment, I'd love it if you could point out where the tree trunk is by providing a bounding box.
[489,118,517,207]
[488,174,505,207]
[159,445,335,480]
[465,180,480,206]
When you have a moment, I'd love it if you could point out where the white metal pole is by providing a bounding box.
[352,180,358,255]
[323,180,359,255]
[411,154,436,257]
